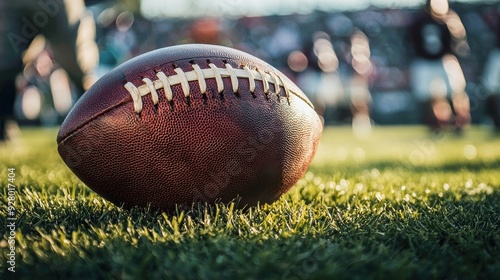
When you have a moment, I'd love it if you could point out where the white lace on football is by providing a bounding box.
[124,63,301,113]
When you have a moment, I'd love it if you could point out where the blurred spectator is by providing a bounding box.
[296,31,345,124]
[348,29,373,136]
[408,0,470,134]
[2,1,496,137]
[481,5,500,133]
[0,0,98,141]
[104,10,137,64]
[189,18,225,45]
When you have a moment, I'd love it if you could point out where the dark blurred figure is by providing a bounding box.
[482,5,500,133]
[409,0,470,134]
[0,0,98,141]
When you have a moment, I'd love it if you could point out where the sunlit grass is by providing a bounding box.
[1,126,499,279]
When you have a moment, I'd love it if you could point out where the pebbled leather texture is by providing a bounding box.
[57,44,323,212]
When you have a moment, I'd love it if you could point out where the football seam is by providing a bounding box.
[123,62,313,114]
[57,98,130,144]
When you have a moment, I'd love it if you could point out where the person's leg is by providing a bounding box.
[349,75,371,116]
[410,59,445,132]
[38,0,98,95]
[451,92,471,134]
[0,2,30,141]
[420,98,448,133]
[486,95,500,133]
[482,49,500,133]
[442,54,470,134]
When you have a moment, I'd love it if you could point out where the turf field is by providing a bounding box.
[1,126,499,279]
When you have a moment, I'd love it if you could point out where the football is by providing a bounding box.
[57,44,322,212]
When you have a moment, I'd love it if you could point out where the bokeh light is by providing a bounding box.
[22,87,42,121]
[287,51,308,72]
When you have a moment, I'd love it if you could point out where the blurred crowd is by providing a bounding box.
[1,0,500,141]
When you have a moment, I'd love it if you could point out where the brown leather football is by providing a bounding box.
[57,44,322,212]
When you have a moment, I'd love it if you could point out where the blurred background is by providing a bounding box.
[1,0,499,140]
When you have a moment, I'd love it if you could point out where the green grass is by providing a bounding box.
[1,126,499,279]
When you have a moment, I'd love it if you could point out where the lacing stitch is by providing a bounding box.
[209,63,224,93]
[124,63,302,113]
[191,64,207,93]
[225,63,239,93]
[156,71,173,101]
[124,82,142,113]
[142,78,159,105]
[277,74,290,102]
[271,73,281,98]
[243,66,255,93]
[257,68,269,95]
[174,68,190,97]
